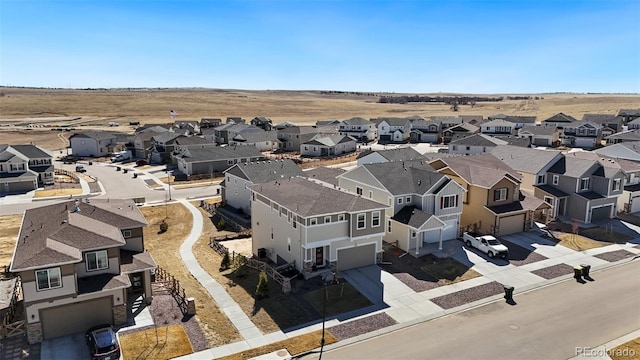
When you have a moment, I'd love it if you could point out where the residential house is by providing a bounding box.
[230,130,281,151]
[213,123,263,145]
[316,120,341,127]
[442,122,479,144]
[626,118,640,130]
[375,117,412,143]
[480,119,516,136]
[200,118,222,129]
[433,116,463,130]
[410,119,441,143]
[251,177,387,277]
[173,145,264,176]
[618,109,640,124]
[449,134,508,155]
[605,130,640,145]
[10,199,156,343]
[0,144,54,193]
[172,120,200,135]
[132,129,167,160]
[459,115,484,126]
[582,114,623,137]
[338,117,377,143]
[250,117,273,131]
[277,126,322,152]
[560,121,603,149]
[356,147,426,166]
[69,131,117,157]
[568,151,640,214]
[594,141,640,162]
[492,145,622,223]
[429,154,548,235]
[273,122,298,130]
[222,159,304,215]
[148,132,186,164]
[338,161,465,254]
[226,117,246,124]
[502,116,537,129]
[518,125,560,147]
[541,113,578,128]
[300,135,357,157]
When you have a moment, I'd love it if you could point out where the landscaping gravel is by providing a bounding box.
[594,249,637,262]
[119,285,209,352]
[431,281,504,310]
[391,273,440,292]
[531,263,574,280]
[328,313,397,340]
[500,240,548,266]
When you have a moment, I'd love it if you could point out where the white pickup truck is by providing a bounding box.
[463,232,509,259]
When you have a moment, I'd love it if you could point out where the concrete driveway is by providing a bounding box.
[40,333,89,360]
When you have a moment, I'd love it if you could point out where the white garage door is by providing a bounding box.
[337,244,376,272]
[441,220,459,240]
[630,196,640,213]
[41,297,113,340]
[497,214,525,236]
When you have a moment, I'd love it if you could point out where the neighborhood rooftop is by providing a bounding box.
[225,159,304,183]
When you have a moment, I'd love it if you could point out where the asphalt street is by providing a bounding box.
[322,261,640,360]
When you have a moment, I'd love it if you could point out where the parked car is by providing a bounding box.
[463,232,509,259]
[86,325,120,360]
[135,159,148,166]
[75,165,87,173]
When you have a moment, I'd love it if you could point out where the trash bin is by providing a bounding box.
[503,285,514,301]
[88,161,93,166]
[580,264,591,278]
[133,173,138,179]
[573,265,583,280]
[116,166,121,171]
[123,168,128,174]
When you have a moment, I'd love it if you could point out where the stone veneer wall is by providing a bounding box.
[113,304,127,325]
[27,322,43,344]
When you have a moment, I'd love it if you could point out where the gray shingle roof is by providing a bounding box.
[547,156,599,178]
[11,199,147,271]
[376,117,411,126]
[605,130,640,141]
[518,125,558,136]
[304,135,354,147]
[503,116,537,124]
[445,122,479,133]
[431,153,521,188]
[542,113,578,123]
[225,159,304,183]
[303,167,346,186]
[342,117,373,126]
[618,109,640,117]
[152,132,184,143]
[391,206,435,228]
[357,147,426,162]
[277,126,319,135]
[10,144,51,159]
[71,131,117,141]
[252,177,385,217]
[450,133,507,147]
[481,119,515,128]
[233,131,279,143]
[490,145,562,174]
[362,161,445,195]
[174,137,213,146]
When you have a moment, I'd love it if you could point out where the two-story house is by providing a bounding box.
[409,119,441,143]
[480,119,516,136]
[561,121,603,149]
[251,177,387,277]
[69,131,118,158]
[250,116,273,131]
[338,117,377,143]
[582,114,623,137]
[0,144,54,194]
[337,161,465,255]
[604,130,640,145]
[518,125,560,147]
[617,109,640,124]
[173,145,264,176]
[214,123,263,145]
[222,159,305,215]
[230,130,281,151]
[356,147,426,166]
[10,199,156,343]
[594,141,640,162]
[429,154,548,235]
[300,135,357,157]
[375,117,412,143]
[277,126,324,152]
[541,113,578,128]
[149,132,186,164]
[441,122,479,144]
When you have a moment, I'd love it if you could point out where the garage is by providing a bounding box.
[441,219,459,240]
[590,205,612,222]
[337,243,375,272]
[497,213,525,236]
[41,297,113,340]
[630,195,640,213]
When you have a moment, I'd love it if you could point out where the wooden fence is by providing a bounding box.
[0,277,25,339]
[209,238,292,291]
[55,168,80,183]
[201,201,251,234]
[153,266,189,315]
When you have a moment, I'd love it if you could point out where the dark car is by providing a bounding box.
[135,159,148,166]
[86,325,120,360]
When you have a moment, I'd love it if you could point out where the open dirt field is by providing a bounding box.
[1,87,638,151]
[0,215,22,268]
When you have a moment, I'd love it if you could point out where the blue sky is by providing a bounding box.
[1,0,639,93]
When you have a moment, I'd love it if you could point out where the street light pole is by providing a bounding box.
[319,282,327,360]
[167,170,172,201]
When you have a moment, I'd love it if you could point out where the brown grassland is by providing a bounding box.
[0,215,23,268]
[1,87,639,151]
[119,324,193,360]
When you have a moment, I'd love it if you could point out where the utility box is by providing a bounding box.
[186,297,196,315]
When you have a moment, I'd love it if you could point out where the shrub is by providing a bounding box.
[159,221,168,233]
[217,218,226,231]
[220,251,231,271]
[255,271,270,299]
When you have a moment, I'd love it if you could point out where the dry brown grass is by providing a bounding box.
[119,325,193,360]
[190,202,313,334]
[217,330,338,360]
[610,337,640,360]
[0,215,23,268]
[1,88,638,151]
[32,188,83,198]
[299,153,359,169]
[140,203,241,347]
[552,232,605,251]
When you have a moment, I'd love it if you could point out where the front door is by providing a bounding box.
[315,247,324,267]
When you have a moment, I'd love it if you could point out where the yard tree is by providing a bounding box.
[255,271,270,299]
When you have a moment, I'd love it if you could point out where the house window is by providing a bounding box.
[441,195,459,209]
[338,214,345,221]
[369,190,373,198]
[356,187,363,196]
[292,218,297,228]
[227,160,233,165]
[494,188,508,201]
[357,213,366,229]
[613,178,621,192]
[466,146,470,151]
[324,216,331,223]
[580,178,590,191]
[304,146,308,151]
[544,196,554,205]
[387,220,392,233]
[310,218,317,226]
[372,211,380,227]
[537,174,546,184]
[406,196,411,203]
[271,227,274,240]
[122,230,132,238]
[36,268,62,291]
[411,231,416,238]
[398,197,403,204]
[452,145,457,151]
[86,250,109,271]
[553,175,559,185]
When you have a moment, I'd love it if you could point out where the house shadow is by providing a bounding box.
[499,238,549,266]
